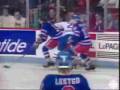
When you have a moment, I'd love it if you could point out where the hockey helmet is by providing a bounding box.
[56,51,73,69]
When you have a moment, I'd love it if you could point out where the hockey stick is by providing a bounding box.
[3,45,35,69]
[3,54,26,69]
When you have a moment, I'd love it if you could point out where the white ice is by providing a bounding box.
[0,63,119,90]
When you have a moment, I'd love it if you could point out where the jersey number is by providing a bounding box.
[62,85,75,90]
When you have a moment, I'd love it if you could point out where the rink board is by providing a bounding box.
[0,28,119,67]
[0,55,118,68]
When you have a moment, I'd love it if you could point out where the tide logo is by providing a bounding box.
[62,85,75,90]
[0,39,27,53]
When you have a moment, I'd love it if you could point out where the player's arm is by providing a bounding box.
[40,81,45,90]
[40,75,52,90]
[34,30,48,49]
[80,75,91,90]
[40,77,48,90]
[54,22,64,32]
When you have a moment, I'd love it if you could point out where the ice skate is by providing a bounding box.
[85,64,96,70]
[43,58,55,68]
[84,59,96,70]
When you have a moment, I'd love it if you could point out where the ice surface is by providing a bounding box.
[0,63,119,90]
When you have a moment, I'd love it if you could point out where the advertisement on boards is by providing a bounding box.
[0,30,36,55]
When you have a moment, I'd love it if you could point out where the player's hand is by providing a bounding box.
[33,42,40,49]
[67,36,73,44]
[37,37,42,43]
[33,37,44,49]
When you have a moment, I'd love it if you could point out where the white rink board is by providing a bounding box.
[0,29,119,62]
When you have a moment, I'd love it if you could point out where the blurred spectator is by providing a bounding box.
[89,0,104,32]
[112,13,119,30]
[48,9,56,22]
[75,0,86,13]
[107,14,113,29]
[90,0,101,11]
[89,12,96,31]
[48,2,56,10]
[94,13,104,32]
[99,0,119,8]
[0,0,26,17]
[61,0,76,11]
[48,3,56,22]
[14,11,26,28]
[0,7,15,28]
[107,13,119,31]
[17,0,26,17]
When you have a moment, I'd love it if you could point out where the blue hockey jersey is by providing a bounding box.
[40,74,91,90]
[41,22,63,40]
[71,22,92,46]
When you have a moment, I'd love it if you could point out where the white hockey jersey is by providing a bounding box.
[54,21,74,36]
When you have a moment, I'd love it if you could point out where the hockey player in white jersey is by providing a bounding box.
[54,20,74,52]
[54,12,76,52]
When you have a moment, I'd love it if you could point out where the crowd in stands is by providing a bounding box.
[0,0,119,31]
[29,0,119,32]
[0,7,26,28]
[0,0,26,16]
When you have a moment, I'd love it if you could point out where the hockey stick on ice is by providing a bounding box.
[3,54,26,69]
[3,45,35,69]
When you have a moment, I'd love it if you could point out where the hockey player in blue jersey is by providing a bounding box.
[34,16,75,68]
[34,20,63,67]
[68,15,96,70]
[40,51,91,90]
[55,15,95,70]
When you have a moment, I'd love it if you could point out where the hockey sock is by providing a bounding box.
[42,46,50,60]
[80,54,90,65]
